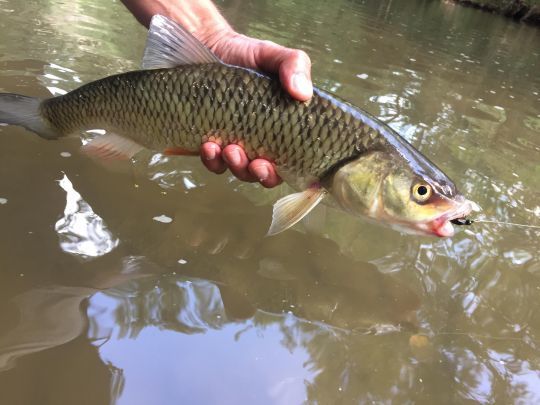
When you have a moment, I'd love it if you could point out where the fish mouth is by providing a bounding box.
[427,198,479,237]
[380,197,480,238]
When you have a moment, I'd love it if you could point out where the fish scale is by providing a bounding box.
[39,63,369,183]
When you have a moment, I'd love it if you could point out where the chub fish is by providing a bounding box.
[0,15,477,237]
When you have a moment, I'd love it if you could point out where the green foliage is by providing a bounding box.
[454,0,540,23]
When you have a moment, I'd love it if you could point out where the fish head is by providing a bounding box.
[328,150,478,237]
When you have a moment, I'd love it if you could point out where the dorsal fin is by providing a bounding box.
[142,14,221,69]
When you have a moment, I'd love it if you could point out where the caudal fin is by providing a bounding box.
[0,93,58,139]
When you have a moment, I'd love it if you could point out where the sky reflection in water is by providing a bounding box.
[89,280,316,405]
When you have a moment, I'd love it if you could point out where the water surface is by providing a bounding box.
[0,0,539,403]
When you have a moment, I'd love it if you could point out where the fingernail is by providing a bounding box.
[292,72,313,97]
[205,146,216,160]
[257,166,269,182]
[225,149,241,166]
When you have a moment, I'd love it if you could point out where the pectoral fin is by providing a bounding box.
[267,186,327,236]
[82,133,145,161]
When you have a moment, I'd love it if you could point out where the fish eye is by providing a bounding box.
[412,183,432,203]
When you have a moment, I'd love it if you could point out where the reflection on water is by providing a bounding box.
[89,279,318,405]
[0,285,94,372]
[91,283,316,405]
[0,0,539,403]
[55,174,119,259]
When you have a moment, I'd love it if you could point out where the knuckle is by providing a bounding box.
[260,39,278,49]
[291,49,311,66]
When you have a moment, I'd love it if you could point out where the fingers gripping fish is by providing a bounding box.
[0,15,478,237]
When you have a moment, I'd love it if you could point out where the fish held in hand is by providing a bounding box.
[0,15,477,237]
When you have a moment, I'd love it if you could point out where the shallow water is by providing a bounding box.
[0,0,539,403]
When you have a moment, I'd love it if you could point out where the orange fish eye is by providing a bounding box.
[412,183,432,203]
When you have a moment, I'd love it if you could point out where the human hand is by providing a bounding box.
[121,2,312,186]
[199,31,313,188]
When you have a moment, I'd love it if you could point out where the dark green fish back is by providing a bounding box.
[40,63,380,181]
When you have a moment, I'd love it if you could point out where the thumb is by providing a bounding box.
[278,49,313,101]
[254,41,313,101]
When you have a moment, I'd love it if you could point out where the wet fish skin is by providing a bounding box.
[40,63,377,186]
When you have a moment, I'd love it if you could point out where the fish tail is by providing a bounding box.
[0,93,58,139]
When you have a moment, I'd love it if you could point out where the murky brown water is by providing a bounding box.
[0,0,539,403]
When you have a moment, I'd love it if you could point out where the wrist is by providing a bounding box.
[194,24,238,55]
[163,0,234,49]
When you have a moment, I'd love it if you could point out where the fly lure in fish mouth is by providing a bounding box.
[451,218,474,226]
[452,218,540,230]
